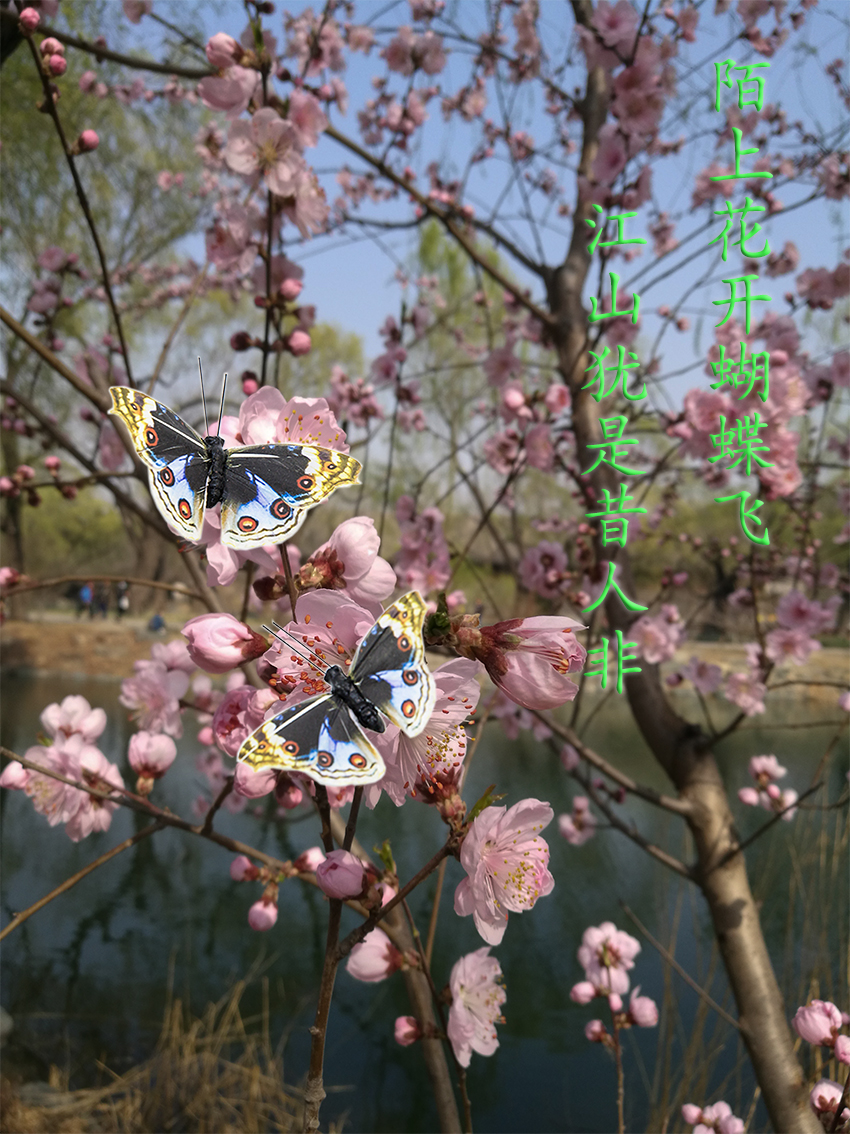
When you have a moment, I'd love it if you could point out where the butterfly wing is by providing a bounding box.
[108,386,208,541]
[219,444,362,550]
[351,592,436,738]
[238,692,385,786]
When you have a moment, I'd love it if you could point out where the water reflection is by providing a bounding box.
[1,673,845,1132]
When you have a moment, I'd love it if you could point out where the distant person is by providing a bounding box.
[94,583,109,619]
[147,612,165,633]
[116,581,129,619]
[77,582,93,619]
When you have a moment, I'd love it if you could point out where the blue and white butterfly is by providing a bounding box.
[108,386,361,550]
[238,592,436,786]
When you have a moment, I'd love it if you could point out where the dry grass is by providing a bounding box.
[0,980,311,1134]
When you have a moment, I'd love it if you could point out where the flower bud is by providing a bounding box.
[77,130,100,153]
[584,1019,606,1042]
[294,846,326,873]
[569,981,596,1005]
[279,278,303,301]
[248,895,278,931]
[230,331,252,351]
[315,849,366,899]
[230,854,259,881]
[205,32,243,69]
[47,54,67,76]
[19,7,40,33]
[394,1016,421,1046]
[128,731,177,781]
[287,329,311,357]
[182,612,267,674]
[40,37,65,56]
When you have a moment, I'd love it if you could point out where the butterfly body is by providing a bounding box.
[239,592,435,786]
[108,387,361,550]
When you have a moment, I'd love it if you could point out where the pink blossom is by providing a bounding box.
[793,1000,843,1047]
[206,32,242,69]
[262,591,375,693]
[213,685,278,759]
[559,796,597,846]
[315,849,367,899]
[37,246,69,272]
[765,627,821,666]
[519,540,568,600]
[738,786,761,807]
[183,613,267,674]
[299,517,396,608]
[836,1035,850,1065]
[127,731,177,779]
[749,754,786,784]
[682,1101,744,1134]
[809,1081,849,1124]
[577,921,641,996]
[19,8,40,33]
[681,657,722,695]
[776,590,836,635]
[591,0,639,51]
[233,762,277,799]
[462,616,585,711]
[151,639,196,674]
[248,896,278,931]
[628,987,659,1027]
[376,658,481,807]
[289,89,328,148]
[230,854,258,881]
[483,343,523,387]
[570,981,597,1005]
[630,610,683,664]
[346,926,403,982]
[41,695,106,743]
[294,846,326,873]
[723,672,766,716]
[524,423,554,471]
[454,799,554,945]
[394,495,451,595]
[225,107,305,196]
[230,386,348,452]
[198,66,260,119]
[123,0,151,22]
[394,1016,421,1046]
[447,946,506,1068]
[584,1019,607,1042]
[120,662,189,737]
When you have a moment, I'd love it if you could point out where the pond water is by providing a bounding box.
[1,671,846,1133]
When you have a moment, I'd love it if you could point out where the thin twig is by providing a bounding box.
[619,902,741,1031]
[147,263,210,395]
[0,820,163,941]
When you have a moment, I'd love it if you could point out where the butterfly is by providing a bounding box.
[238,591,436,786]
[108,386,361,550]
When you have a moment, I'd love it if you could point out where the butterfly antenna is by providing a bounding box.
[215,372,228,438]
[266,621,328,677]
[197,357,210,435]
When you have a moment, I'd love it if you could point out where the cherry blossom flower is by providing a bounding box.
[120,661,190,737]
[559,796,597,846]
[225,107,305,196]
[456,616,585,711]
[299,516,395,607]
[628,987,659,1027]
[205,32,243,69]
[294,846,326,873]
[765,627,821,666]
[454,799,554,945]
[519,540,568,599]
[316,849,367,899]
[682,1101,745,1134]
[346,926,403,982]
[680,657,722,695]
[212,685,279,758]
[41,695,106,743]
[723,671,767,717]
[630,609,683,664]
[394,495,451,595]
[183,613,267,674]
[373,657,481,808]
[447,946,506,1067]
[577,921,641,996]
[198,65,259,118]
[230,854,259,881]
[809,1080,850,1126]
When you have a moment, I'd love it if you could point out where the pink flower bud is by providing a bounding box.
[629,987,659,1027]
[47,54,67,76]
[128,731,177,779]
[836,1035,850,1065]
[810,1079,849,1121]
[394,1016,421,1046]
[275,777,303,809]
[738,786,761,807]
[248,897,278,931]
[45,455,61,472]
[205,32,242,69]
[793,1000,843,1046]
[279,278,303,301]
[294,846,326,873]
[231,331,252,351]
[681,1104,703,1125]
[241,370,259,395]
[287,329,312,357]
[79,70,97,92]
[0,567,22,587]
[584,1019,606,1042]
[560,743,580,772]
[608,993,623,1012]
[40,37,65,56]
[315,849,366,899]
[16,465,35,480]
[19,7,40,32]
[77,130,100,153]
[182,612,267,674]
[230,854,258,881]
[569,981,596,1005]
